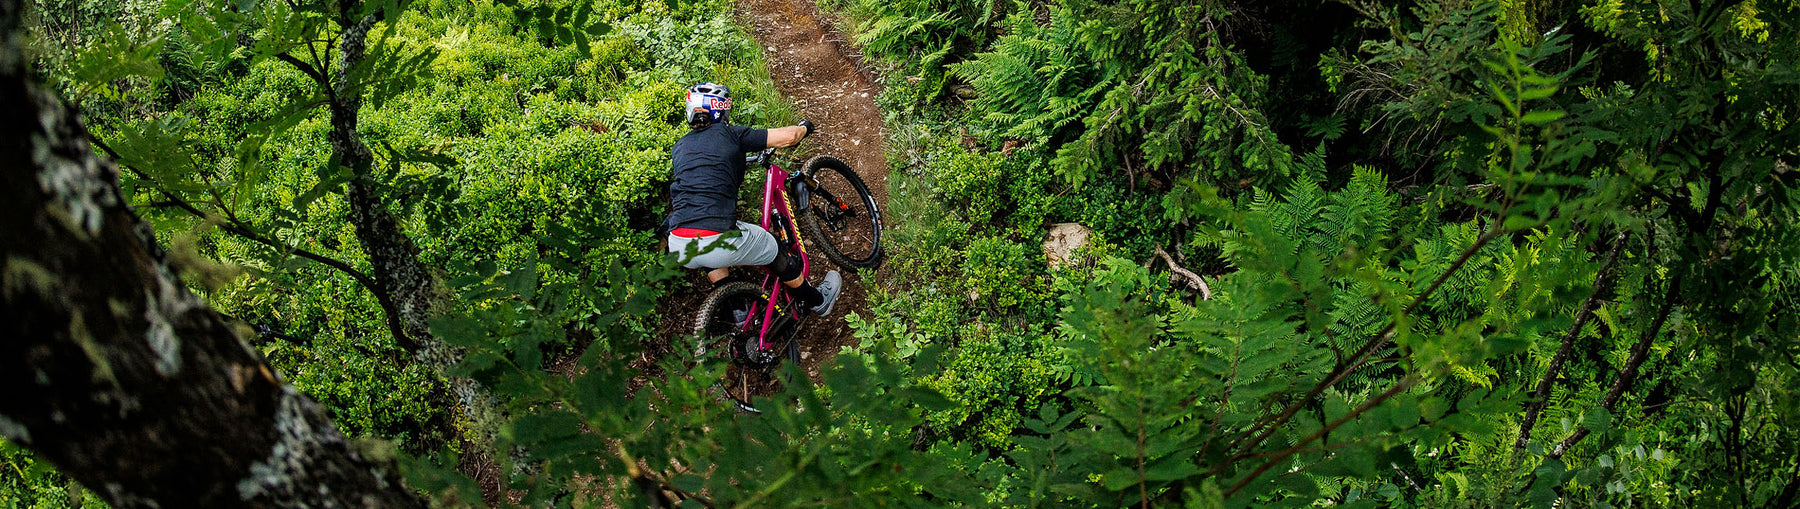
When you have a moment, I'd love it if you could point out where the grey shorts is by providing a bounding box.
[667,221,779,270]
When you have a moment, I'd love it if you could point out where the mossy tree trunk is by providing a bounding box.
[321,1,498,442]
[0,0,422,505]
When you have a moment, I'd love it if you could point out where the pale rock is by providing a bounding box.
[1043,223,1094,271]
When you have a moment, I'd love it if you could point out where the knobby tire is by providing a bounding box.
[799,155,884,271]
[693,281,765,412]
[692,280,803,413]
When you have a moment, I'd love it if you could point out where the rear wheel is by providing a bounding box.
[693,281,766,411]
[800,155,884,271]
[693,281,765,362]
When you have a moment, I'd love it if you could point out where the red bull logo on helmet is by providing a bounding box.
[685,92,731,110]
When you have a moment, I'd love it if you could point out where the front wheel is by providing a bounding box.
[800,155,884,271]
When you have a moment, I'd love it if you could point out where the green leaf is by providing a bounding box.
[509,410,582,445]
[1504,215,1544,231]
[672,474,705,494]
[235,134,268,186]
[295,153,351,210]
[573,30,591,57]
[572,0,592,27]
[1581,407,1612,435]
[902,387,954,411]
[498,253,539,301]
[535,5,555,43]
[1142,455,1200,481]
[594,20,622,37]
[1527,457,1566,507]
[1389,397,1420,429]
[1518,85,1558,101]
[431,316,489,348]
[529,434,606,461]
[1099,467,1139,491]
[1521,110,1564,124]
[585,21,612,37]
[452,351,503,377]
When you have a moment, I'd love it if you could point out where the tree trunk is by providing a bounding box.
[326,5,500,447]
[0,0,422,505]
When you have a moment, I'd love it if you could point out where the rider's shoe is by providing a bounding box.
[810,271,843,316]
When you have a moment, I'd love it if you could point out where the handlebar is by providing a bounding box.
[744,120,816,165]
[746,148,777,165]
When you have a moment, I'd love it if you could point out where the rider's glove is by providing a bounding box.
[799,120,816,137]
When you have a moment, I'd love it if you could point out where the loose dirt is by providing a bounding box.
[736,0,888,377]
[641,0,886,390]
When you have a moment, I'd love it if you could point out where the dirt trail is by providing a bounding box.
[737,0,888,375]
[645,0,885,384]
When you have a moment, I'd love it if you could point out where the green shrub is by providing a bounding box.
[830,0,1012,101]
[0,441,105,508]
[931,150,1005,225]
[922,327,1054,450]
[962,236,1049,313]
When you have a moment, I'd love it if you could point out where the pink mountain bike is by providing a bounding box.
[690,144,883,411]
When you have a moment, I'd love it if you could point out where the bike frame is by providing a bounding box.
[739,150,812,353]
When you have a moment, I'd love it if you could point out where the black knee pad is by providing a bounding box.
[770,246,803,280]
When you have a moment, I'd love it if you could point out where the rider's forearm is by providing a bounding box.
[765,125,808,148]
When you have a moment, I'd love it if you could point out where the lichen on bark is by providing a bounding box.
[0,414,29,443]
[0,0,424,504]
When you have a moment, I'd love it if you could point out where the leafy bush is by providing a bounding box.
[829,0,1013,100]
[920,326,1054,450]
[961,236,1048,312]
[0,440,104,508]
[14,0,1800,506]
[929,149,1005,226]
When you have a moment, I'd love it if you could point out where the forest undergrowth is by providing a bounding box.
[4,0,1800,507]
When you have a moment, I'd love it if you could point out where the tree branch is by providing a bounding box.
[1547,272,1682,459]
[1547,144,1731,458]
[1223,376,1420,497]
[98,142,370,286]
[94,138,416,350]
[1153,246,1211,300]
[1225,225,1503,461]
[1516,231,1627,451]
[272,51,329,88]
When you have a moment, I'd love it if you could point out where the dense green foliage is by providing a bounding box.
[94,0,791,442]
[7,0,1800,506]
[6,0,792,505]
[832,0,1800,505]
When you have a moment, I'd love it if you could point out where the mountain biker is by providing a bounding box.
[665,82,842,316]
